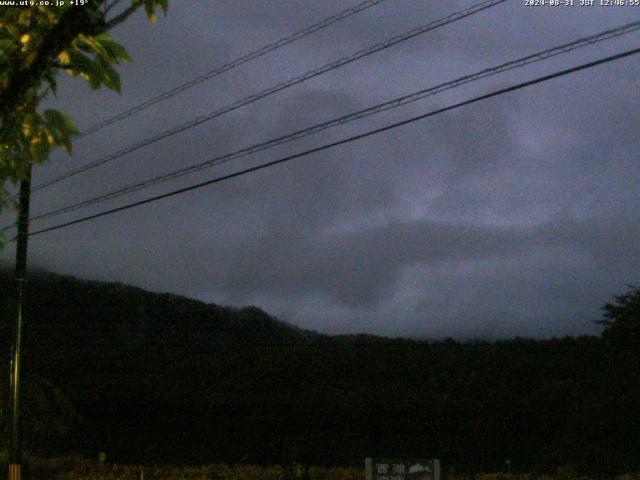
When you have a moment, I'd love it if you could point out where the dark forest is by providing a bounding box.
[1,269,638,474]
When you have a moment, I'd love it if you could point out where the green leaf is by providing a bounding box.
[67,50,103,89]
[94,34,131,63]
[96,56,121,93]
[75,34,110,60]
[51,126,73,154]
[43,109,79,136]
[43,124,64,145]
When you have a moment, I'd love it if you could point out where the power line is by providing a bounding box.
[76,0,390,139]
[21,46,640,240]
[19,20,640,226]
[29,0,508,194]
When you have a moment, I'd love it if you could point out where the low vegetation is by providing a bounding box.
[3,456,639,480]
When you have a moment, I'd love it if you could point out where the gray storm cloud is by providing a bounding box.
[1,0,638,339]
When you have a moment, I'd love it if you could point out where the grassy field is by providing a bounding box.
[4,458,363,480]
[2,456,638,480]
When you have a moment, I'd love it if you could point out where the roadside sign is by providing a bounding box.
[365,458,440,480]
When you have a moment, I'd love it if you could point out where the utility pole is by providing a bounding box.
[9,164,32,480]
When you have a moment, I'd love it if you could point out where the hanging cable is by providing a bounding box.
[20,46,640,240]
[29,0,508,194]
[76,0,391,139]
[17,20,640,227]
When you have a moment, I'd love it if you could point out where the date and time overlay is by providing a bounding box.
[0,0,639,8]
[525,0,639,6]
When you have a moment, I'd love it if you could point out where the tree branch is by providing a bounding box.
[105,0,126,16]
[105,2,143,30]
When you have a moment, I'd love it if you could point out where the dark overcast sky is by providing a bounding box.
[2,0,639,339]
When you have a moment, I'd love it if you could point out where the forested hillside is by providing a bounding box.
[0,269,638,473]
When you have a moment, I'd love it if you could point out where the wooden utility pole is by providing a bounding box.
[9,164,32,480]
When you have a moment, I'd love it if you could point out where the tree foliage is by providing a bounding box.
[0,0,168,213]
[597,285,640,347]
